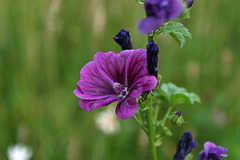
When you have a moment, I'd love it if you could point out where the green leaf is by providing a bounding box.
[156,82,201,106]
[162,22,192,48]
[135,0,144,4]
[171,92,201,105]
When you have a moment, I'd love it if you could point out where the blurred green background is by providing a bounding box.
[0,0,239,159]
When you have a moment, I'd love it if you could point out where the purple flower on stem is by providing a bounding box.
[138,0,183,34]
[199,141,228,160]
[147,40,159,78]
[113,29,133,50]
[173,131,198,160]
[74,49,157,119]
[185,0,194,8]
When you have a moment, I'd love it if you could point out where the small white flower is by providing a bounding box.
[7,143,33,160]
[95,107,120,135]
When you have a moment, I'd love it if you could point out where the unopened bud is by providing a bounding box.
[147,40,159,78]
[113,29,133,50]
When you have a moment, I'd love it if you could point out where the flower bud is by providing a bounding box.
[113,29,133,50]
[185,0,193,8]
[169,111,184,126]
[173,131,198,160]
[147,40,159,78]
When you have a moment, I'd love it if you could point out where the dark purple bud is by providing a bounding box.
[113,29,133,50]
[185,0,193,8]
[147,40,159,78]
[198,141,228,160]
[173,131,198,160]
[176,111,181,116]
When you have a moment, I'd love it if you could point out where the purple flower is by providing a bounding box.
[138,0,183,34]
[199,141,228,160]
[113,29,133,50]
[185,0,193,8]
[147,40,159,78]
[74,49,157,119]
[173,131,198,160]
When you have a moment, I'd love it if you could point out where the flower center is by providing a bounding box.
[113,82,128,99]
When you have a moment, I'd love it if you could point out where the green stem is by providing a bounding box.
[148,35,154,42]
[162,106,172,125]
[146,99,158,160]
[133,115,148,133]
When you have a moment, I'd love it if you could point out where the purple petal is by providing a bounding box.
[74,61,115,100]
[165,0,183,20]
[116,97,138,119]
[79,97,120,112]
[129,76,157,93]
[198,150,207,160]
[94,51,130,85]
[115,81,144,119]
[142,75,158,91]
[220,148,228,157]
[137,16,164,34]
[124,49,149,87]
[204,141,217,154]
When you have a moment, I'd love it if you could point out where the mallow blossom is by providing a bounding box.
[138,0,183,34]
[198,141,228,160]
[74,49,157,119]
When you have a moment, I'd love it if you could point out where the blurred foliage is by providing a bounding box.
[0,0,240,159]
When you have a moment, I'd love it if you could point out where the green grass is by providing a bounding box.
[0,0,240,159]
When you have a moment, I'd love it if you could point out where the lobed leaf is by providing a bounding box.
[162,22,192,48]
[156,82,201,106]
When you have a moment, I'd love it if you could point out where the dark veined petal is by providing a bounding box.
[79,97,120,112]
[124,49,149,88]
[115,79,146,119]
[137,16,164,34]
[74,61,115,100]
[116,97,139,119]
[142,76,158,91]
[129,76,157,93]
[94,51,129,85]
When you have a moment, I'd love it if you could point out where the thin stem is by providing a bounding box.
[146,99,158,160]
[162,106,172,125]
[154,106,160,123]
[133,115,148,133]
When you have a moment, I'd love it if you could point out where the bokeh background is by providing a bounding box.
[0,0,239,159]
